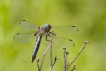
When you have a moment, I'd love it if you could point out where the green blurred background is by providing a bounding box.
[0,0,106,71]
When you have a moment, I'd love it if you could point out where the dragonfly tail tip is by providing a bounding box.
[31,55,36,63]
[31,58,35,63]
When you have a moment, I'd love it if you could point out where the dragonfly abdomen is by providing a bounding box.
[32,36,42,63]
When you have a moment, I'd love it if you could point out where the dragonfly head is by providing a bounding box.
[44,24,51,32]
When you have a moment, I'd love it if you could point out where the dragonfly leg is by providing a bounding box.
[49,31,56,36]
[45,33,51,41]
[45,32,56,41]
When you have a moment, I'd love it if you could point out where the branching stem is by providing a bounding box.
[67,41,90,70]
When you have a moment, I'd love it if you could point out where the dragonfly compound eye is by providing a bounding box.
[44,24,52,32]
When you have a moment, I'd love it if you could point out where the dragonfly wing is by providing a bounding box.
[20,20,39,31]
[35,35,75,48]
[52,36,75,48]
[51,26,79,36]
[14,33,35,44]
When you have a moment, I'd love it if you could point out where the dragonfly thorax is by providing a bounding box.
[37,24,51,36]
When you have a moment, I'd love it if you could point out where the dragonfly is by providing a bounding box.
[14,20,78,63]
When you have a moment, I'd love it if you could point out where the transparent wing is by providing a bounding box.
[51,26,79,36]
[14,33,35,44]
[41,35,75,48]
[52,36,75,48]
[19,20,39,31]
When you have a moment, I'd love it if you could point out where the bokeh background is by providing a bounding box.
[0,0,106,71]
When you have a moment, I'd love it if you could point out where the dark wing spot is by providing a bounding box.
[14,33,20,39]
[23,20,25,21]
[72,26,75,27]
[69,39,75,47]
[69,39,72,41]
[17,33,20,35]
[72,26,79,32]
[19,20,25,24]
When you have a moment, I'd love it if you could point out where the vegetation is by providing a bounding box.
[0,0,106,71]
